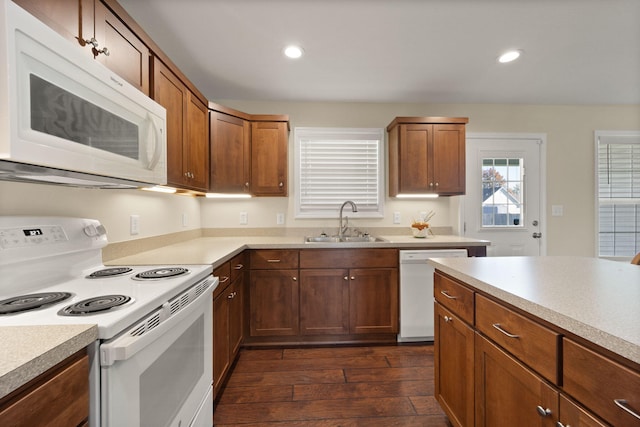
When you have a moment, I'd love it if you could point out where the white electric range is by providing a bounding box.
[0,216,217,427]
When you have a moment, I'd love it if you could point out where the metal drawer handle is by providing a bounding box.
[614,399,640,420]
[440,290,458,299]
[492,323,520,338]
[234,264,244,270]
[536,406,552,417]
[219,276,230,283]
[444,316,453,323]
[267,259,281,263]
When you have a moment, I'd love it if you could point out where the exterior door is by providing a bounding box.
[463,134,545,256]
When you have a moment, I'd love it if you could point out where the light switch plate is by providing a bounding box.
[276,213,285,225]
[130,215,140,235]
[239,211,248,225]
[551,205,564,216]
[393,211,401,224]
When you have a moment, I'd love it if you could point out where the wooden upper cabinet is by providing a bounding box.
[153,58,208,191]
[387,117,468,196]
[209,111,251,193]
[251,120,289,196]
[93,1,149,94]
[15,0,150,95]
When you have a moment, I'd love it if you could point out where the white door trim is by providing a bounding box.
[461,132,548,256]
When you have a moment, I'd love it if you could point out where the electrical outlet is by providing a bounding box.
[239,211,248,225]
[276,213,285,225]
[393,211,401,224]
[130,215,140,235]
[182,213,188,227]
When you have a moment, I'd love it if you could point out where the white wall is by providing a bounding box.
[2,101,639,255]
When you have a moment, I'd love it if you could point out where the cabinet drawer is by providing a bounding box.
[229,252,247,282]
[475,294,560,384]
[250,250,299,269]
[299,248,398,269]
[563,338,640,427]
[434,273,474,324]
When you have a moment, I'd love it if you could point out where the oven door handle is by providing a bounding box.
[100,277,215,366]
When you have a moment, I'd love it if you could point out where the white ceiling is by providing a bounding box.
[118,0,640,105]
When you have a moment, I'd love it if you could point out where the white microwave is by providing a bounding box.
[0,0,167,188]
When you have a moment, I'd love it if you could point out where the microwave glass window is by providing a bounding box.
[29,74,139,160]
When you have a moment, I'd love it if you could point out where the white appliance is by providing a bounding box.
[0,216,216,427]
[398,249,468,342]
[0,0,167,188]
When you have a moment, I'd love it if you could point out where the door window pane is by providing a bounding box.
[482,158,523,227]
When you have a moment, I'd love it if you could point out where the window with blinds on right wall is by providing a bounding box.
[596,131,640,259]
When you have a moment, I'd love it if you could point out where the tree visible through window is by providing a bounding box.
[481,158,523,227]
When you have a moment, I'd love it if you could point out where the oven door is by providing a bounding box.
[99,279,213,427]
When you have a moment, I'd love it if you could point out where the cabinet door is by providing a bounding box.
[13,0,93,50]
[94,1,149,95]
[153,58,187,187]
[398,124,431,193]
[348,268,398,334]
[251,121,288,196]
[431,124,465,194]
[475,333,558,427]
[299,269,349,335]
[210,112,251,193]
[249,269,299,336]
[212,290,230,398]
[434,303,474,427]
[228,275,244,357]
[185,93,209,190]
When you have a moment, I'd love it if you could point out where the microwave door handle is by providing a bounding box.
[145,114,162,170]
[100,278,214,366]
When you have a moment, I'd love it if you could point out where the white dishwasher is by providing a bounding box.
[398,249,468,342]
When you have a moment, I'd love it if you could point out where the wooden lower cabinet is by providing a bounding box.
[249,269,299,336]
[299,269,349,335]
[213,254,246,399]
[348,267,398,334]
[434,302,474,427]
[475,333,558,427]
[558,395,607,427]
[0,350,89,427]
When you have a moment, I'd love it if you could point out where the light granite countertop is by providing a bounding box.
[107,234,490,267]
[0,324,98,399]
[427,256,640,365]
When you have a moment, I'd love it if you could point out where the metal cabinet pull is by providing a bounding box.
[234,264,244,270]
[444,316,452,323]
[219,276,230,283]
[492,323,520,338]
[344,276,348,281]
[556,422,568,427]
[614,399,640,420]
[267,259,281,263]
[350,276,355,280]
[292,277,297,281]
[536,406,552,417]
[440,290,457,299]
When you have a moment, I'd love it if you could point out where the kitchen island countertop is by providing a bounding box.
[427,256,640,365]
[0,324,98,400]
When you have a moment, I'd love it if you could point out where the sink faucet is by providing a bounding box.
[338,201,358,238]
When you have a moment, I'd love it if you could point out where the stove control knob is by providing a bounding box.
[84,224,107,237]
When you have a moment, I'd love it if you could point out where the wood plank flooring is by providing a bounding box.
[214,344,451,426]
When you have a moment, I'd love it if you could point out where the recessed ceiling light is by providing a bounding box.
[498,50,522,63]
[284,45,304,59]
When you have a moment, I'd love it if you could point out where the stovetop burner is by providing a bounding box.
[59,295,132,316]
[87,267,133,279]
[133,267,189,281]
[0,292,73,315]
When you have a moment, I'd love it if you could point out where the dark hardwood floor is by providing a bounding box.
[214,344,451,426]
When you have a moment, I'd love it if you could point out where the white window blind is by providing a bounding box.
[596,131,640,257]
[295,127,384,218]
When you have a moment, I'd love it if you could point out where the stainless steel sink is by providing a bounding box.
[304,235,387,243]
